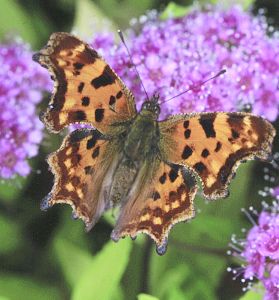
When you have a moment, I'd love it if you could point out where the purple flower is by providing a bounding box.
[91,5,279,121]
[228,154,279,298]
[0,40,51,179]
[242,208,279,276]
[258,228,279,259]
[229,201,279,299]
[242,248,265,279]
[263,265,279,300]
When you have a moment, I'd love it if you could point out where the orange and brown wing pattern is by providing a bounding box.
[111,161,197,254]
[41,129,120,229]
[159,112,276,199]
[33,32,136,134]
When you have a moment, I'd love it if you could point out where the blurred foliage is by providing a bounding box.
[0,0,278,299]
[239,286,264,300]
[160,2,191,19]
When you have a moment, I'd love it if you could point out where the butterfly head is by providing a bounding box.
[140,94,161,119]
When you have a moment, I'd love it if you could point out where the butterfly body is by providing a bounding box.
[89,96,160,208]
[33,32,276,254]
[123,96,160,161]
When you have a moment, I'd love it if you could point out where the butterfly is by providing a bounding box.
[33,32,276,255]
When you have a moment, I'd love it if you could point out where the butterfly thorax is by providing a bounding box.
[123,97,160,162]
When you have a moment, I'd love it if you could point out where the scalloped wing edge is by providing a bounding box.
[160,111,276,201]
[40,129,93,226]
[110,183,198,255]
[33,32,137,133]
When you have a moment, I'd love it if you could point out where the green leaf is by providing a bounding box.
[0,214,22,254]
[172,213,234,248]
[182,277,216,300]
[137,294,159,300]
[72,239,132,300]
[73,0,116,40]
[53,237,92,288]
[0,177,27,203]
[95,0,153,28]
[160,2,191,20]
[0,0,39,46]
[240,283,264,300]
[0,274,61,300]
[206,0,255,10]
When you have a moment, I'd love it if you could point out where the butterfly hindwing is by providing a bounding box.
[159,112,276,199]
[111,159,197,254]
[33,32,137,134]
[43,128,121,229]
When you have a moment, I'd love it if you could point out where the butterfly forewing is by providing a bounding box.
[159,112,276,199]
[33,32,136,134]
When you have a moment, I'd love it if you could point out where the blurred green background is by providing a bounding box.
[0,0,278,299]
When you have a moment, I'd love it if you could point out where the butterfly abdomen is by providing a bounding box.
[110,158,138,205]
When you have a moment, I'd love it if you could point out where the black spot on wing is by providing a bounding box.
[182,145,193,159]
[215,141,222,152]
[228,129,240,143]
[116,91,123,99]
[84,166,94,175]
[201,148,210,158]
[81,96,90,106]
[184,129,191,139]
[194,162,207,173]
[232,129,239,139]
[109,96,116,106]
[95,108,105,122]
[199,114,216,138]
[91,65,116,89]
[73,62,84,70]
[92,146,100,158]
[169,168,179,182]
[86,137,97,149]
[159,173,167,184]
[73,110,86,121]
[183,120,189,128]
[78,82,85,93]
[153,191,161,201]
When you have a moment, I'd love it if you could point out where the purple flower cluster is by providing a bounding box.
[92,5,279,121]
[228,154,279,299]
[228,203,279,300]
[244,207,279,300]
[0,40,51,179]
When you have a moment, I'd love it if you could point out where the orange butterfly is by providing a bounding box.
[33,32,276,254]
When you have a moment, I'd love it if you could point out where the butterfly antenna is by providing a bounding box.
[160,69,226,104]
[118,30,150,100]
